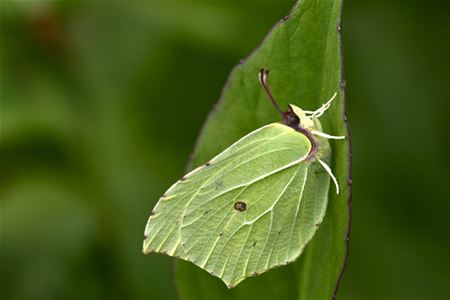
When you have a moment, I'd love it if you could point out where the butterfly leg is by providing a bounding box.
[311,130,346,140]
[317,158,340,194]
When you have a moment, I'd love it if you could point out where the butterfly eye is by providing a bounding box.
[282,111,300,128]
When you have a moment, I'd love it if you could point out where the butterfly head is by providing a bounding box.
[286,104,315,131]
[258,68,324,133]
[259,68,344,194]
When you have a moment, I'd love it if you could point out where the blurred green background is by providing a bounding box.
[1,0,449,299]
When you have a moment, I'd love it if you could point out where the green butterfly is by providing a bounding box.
[143,68,345,288]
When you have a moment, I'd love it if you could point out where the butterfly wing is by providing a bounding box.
[143,123,330,287]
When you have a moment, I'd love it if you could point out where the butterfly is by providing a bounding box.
[143,68,345,288]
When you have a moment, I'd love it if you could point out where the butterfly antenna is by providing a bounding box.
[258,68,284,117]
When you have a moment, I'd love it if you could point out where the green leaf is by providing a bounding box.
[174,0,351,299]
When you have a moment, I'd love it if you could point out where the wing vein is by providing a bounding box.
[286,166,309,262]
[187,147,302,213]
[244,165,302,225]
[228,223,253,285]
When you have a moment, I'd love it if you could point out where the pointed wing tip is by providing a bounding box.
[142,238,152,255]
[221,276,246,289]
[224,279,237,289]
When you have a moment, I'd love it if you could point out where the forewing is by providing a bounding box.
[143,123,329,288]
[143,123,309,258]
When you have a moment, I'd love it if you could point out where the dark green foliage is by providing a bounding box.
[1,0,448,299]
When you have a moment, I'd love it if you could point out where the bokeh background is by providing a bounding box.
[1,0,449,299]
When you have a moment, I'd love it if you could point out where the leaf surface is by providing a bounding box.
[175,0,351,299]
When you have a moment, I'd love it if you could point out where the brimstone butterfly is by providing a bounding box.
[143,68,345,288]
